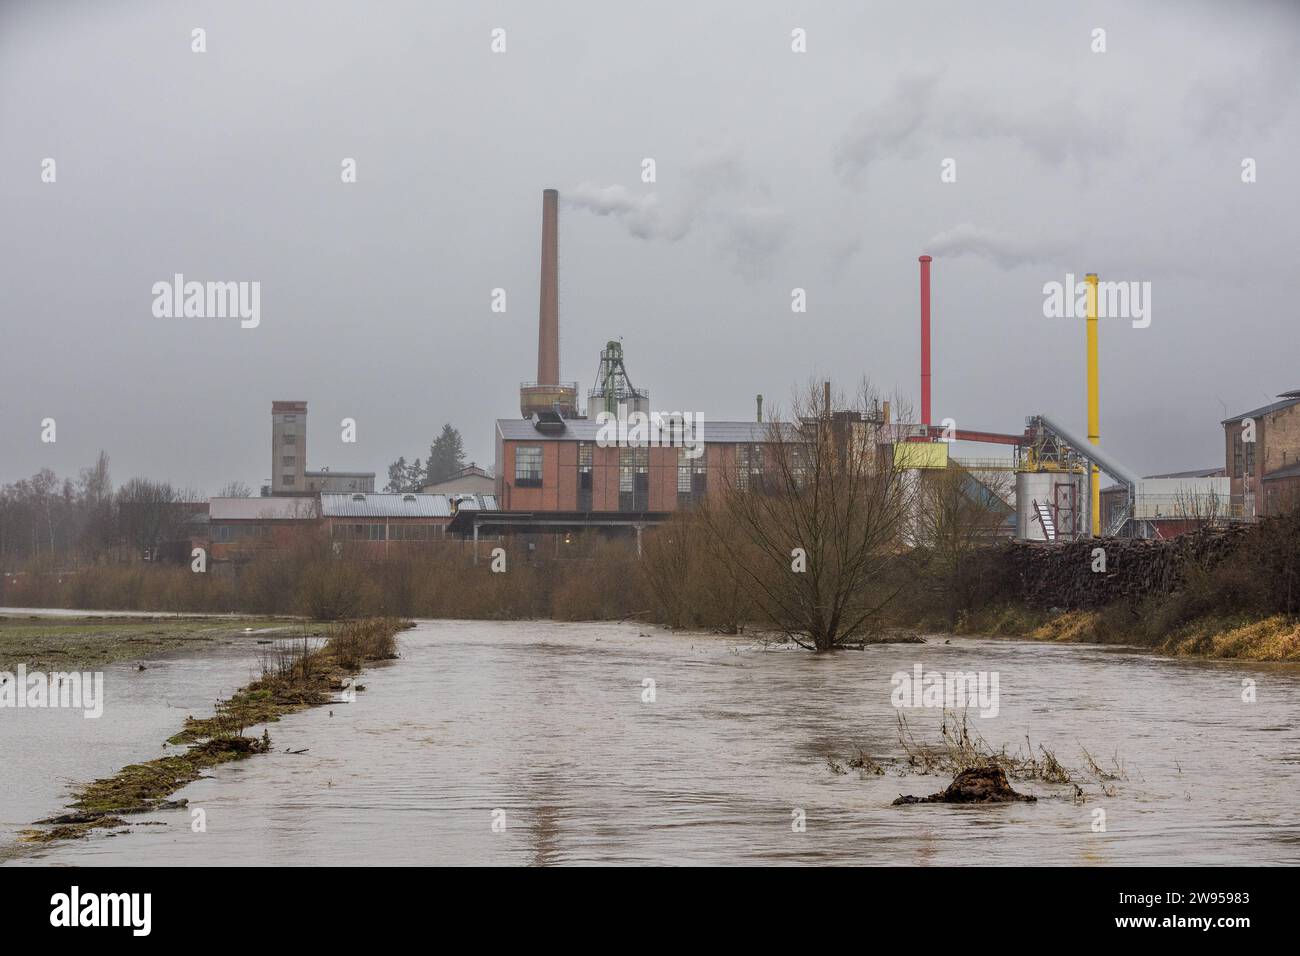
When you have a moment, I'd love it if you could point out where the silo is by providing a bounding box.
[1016,471,1087,540]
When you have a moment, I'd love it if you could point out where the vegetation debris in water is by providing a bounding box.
[21,617,411,845]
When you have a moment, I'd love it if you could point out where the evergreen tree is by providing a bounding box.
[427,424,466,484]
[384,456,409,493]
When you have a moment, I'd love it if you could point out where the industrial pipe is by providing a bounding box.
[919,255,932,427]
[1085,273,1100,536]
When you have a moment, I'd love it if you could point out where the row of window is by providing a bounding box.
[212,525,271,542]
[331,523,442,541]
[514,444,727,484]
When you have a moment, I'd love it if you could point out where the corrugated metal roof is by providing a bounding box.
[1223,394,1300,424]
[1262,462,1300,482]
[321,493,451,517]
[495,418,796,443]
[209,497,320,520]
[319,492,499,517]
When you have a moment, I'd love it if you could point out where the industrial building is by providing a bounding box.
[207,492,497,567]
[209,495,321,563]
[322,492,496,555]
[491,192,1253,544]
[1222,391,1300,518]
[263,400,375,496]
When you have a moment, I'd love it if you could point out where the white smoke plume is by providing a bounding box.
[567,150,789,280]
[925,223,1066,270]
[834,69,1119,183]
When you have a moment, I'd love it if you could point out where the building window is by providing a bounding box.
[678,447,706,506]
[515,446,543,487]
[735,444,766,492]
[578,442,593,489]
[282,456,296,467]
[284,434,297,445]
[578,442,594,508]
[284,415,296,422]
[389,524,435,541]
[1234,432,1254,478]
[333,523,388,541]
[620,446,649,511]
[282,474,296,486]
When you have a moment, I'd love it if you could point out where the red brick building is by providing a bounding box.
[1222,390,1300,518]
[493,418,780,513]
[208,496,321,563]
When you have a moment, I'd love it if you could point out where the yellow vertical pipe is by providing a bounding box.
[1086,273,1100,537]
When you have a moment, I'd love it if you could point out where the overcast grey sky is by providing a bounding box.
[2,0,1297,491]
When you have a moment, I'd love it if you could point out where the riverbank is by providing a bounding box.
[19,617,411,844]
[0,613,298,672]
[938,604,1300,662]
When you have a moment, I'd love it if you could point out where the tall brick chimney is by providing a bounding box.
[537,188,559,385]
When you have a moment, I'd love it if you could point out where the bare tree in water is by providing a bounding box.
[703,380,917,652]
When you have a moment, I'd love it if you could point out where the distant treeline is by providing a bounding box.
[0,453,240,569]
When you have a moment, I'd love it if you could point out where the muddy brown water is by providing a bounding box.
[3,619,1299,865]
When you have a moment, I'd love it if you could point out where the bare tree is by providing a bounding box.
[702,380,917,652]
[643,508,753,633]
[217,480,253,498]
[1172,484,1227,531]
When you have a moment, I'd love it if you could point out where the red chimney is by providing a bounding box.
[919,255,932,427]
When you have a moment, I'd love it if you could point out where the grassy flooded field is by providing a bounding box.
[17,617,411,845]
[0,614,297,672]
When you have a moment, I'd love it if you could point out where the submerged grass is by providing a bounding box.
[0,614,293,672]
[21,617,410,845]
[876,710,1123,799]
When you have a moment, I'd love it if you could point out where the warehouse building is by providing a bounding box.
[1222,390,1300,518]
[321,491,496,555]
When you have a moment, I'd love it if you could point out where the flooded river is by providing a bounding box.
[4,620,1299,865]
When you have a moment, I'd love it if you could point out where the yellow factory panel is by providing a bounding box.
[894,442,949,469]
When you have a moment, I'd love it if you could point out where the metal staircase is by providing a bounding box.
[1033,499,1056,540]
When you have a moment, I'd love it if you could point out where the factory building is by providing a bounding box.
[263,401,375,496]
[209,495,321,563]
[493,418,779,513]
[1222,390,1300,518]
[207,492,497,566]
[270,400,308,493]
[321,492,496,555]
